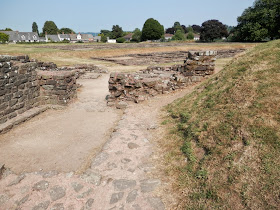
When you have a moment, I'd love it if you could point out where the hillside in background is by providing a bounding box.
[162,40,280,209]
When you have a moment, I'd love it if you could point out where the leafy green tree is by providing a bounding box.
[172,30,186,41]
[42,21,59,35]
[116,37,126,43]
[187,32,194,40]
[141,18,164,41]
[200,20,228,42]
[173,21,184,32]
[4,28,12,31]
[111,25,123,39]
[59,28,75,34]
[131,28,142,42]
[0,33,9,43]
[100,30,111,37]
[32,22,39,34]
[100,34,107,42]
[192,25,202,33]
[233,0,280,41]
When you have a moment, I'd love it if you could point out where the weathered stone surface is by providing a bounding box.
[121,158,131,164]
[50,203,64,210]
[0,194,9,206]
[7,174,26,186]
[126,189,138,203]
[82,198,94,210]
[116,101,128,109]
[49,186,66,201]
[91,152,109,167]
[132,204,142,210]
[32,200,50,210]
[147,197,165,210]
[77,188,93,199]
[42,171,58,178]
[140,179,161,193]
[113,179,136,191]
[71,182,84,193]
[110,192,124,204]
[128,142,140,149]
[15,194,29,206]
[80,170,101,186]
[33,180,49,191]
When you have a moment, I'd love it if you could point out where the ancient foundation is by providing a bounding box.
[108,51,217,105]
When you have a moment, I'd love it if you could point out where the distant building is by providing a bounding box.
[58,34,71,41]
[164,33,173,41]
[45,34,60,42]
[0,31,39,43]
[123,33,133,42]
[69,33,94,42]
[107,37,116,43]
[194,34,200,41]
[93,36,101,42]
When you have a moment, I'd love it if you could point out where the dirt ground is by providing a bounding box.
[0,74,122,174]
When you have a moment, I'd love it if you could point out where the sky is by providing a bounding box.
[0,0,255,33]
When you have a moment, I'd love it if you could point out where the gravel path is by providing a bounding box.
[0,71,197,209]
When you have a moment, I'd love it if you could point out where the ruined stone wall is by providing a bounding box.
[0,55,40,124]
[37,70,77,105]
[108,51,217,105]
[0,55,78,124]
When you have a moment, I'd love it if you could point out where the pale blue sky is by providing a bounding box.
[0,0,255,33]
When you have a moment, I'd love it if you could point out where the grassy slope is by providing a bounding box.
[163,40,280,209]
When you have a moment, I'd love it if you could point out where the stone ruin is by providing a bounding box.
[0,55,107,129]
[107,51,217,106]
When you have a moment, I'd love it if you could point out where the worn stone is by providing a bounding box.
[0,194,9,206]
[16,194,29,206]
[121,158,131,164]
[132,204,142,210]
[71,182,84,193]
[113,179,136,191]
[147,197,165,210]
[50,203,64,210]
[7,174,26,186]
[126,189,138,203]
[33,180,49,191]
[140,179,161,193]
[32,200,51,210]
[42,171,58,178]
[91,152,109,167]
[49,186,66,201]
[116,101,128,109]
[128,142,140,149]
[110,192,124,204]
[80,170,101,186]
[82,198,94,210]
[77,188,93,199]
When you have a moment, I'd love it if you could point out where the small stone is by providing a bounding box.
[116,101,128,109]
[80,170,101,186]
[147,125,158,130]
[128,143,139,149]
[107,162,117,170]
[50,203,64,210]
[33,180,49,191]
[7,174,26,186]
[65,172,74,178]
[32,200,50,210]
[91,152,109,167]
[42,171,58,178]
[121,158,131,164]
[143,138,149,143]
[126,189,138,203]
[84,198,94,209]
[77,188,93,199]
[147,197,165,210]
[16,194,29,206]
[0,194,9,206]
[110,192,124,204]
[140,179,161,193]
[49,186,66,201]
[71,182,84,193]
[132,204,142,210]
[113,179,136,191]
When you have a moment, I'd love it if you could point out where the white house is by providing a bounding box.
[194,34,200,41]
[0,31,39,43]
[107,37,116,43]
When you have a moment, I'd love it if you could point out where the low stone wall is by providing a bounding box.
[37,70,77,105]
[0,56,40,124]
[0,55,79,125]
[108,51,216,105]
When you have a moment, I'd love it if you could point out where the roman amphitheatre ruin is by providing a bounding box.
[0,42,255,209]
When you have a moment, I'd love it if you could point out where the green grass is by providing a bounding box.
[163,40,280,209]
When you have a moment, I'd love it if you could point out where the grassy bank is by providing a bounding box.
[160,40,280,209]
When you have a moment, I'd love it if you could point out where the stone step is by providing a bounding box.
[0,106,48,134]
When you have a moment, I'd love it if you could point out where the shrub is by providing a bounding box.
[116,37,126,43]
[0,33,9,43]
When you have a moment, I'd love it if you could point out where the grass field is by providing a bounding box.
[158,40,280,209]
[0,42,255,68]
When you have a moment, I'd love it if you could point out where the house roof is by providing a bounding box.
[123,33,133,39]
[164,33,173,38]
[59,34,70,39]
[46,35,60,42]
[0,31,39,41]
[81,34,94,40]
[69,34,77,40]
[194,34,200,38]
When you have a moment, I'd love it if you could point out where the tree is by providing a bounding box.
[172,30,186,41]
[100,34,107,42]
[173,21,183,32]
[4,28,12,31]
[42,21,59,35]
[200,20,228,42]
[59,28,75,34]
[116,37,126,43]
[0,32,9,43]
[100,30,111,37]
[187,32,194,40]
[32,22,39,34]
[141,18,164,41]
[111,25,123,39]
[192,25,202,33]
[166,27,176,34]
[131,28,142,42]
[233,0,280,41]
